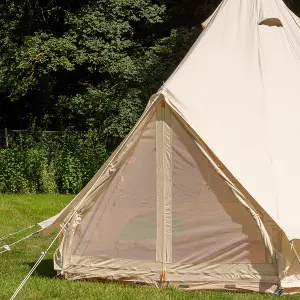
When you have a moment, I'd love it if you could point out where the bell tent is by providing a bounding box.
[13,0,300,294]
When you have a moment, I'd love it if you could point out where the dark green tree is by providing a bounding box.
[1,0,299,148]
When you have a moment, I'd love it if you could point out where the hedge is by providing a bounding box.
[0,130,109,194]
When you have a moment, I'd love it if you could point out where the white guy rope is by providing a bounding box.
[291,241,300,263]
[10,226,64,299]
[10,252,46,300]
[0,229,41,255]
[0,225,36,242]
[9,182,94,299]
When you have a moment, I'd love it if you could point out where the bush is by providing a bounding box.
[0,130,109,194]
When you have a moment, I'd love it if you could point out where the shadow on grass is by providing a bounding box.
[27,259,57,278]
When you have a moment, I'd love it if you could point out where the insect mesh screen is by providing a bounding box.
[71,115,157,261]
[171,114,269,264]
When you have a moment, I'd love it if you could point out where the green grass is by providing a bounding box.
[0,194,297,299]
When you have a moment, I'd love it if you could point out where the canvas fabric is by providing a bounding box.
[49,102,298,292]
[37,0,300,293]
[163,0,300,241]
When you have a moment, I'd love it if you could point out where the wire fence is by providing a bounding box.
[0,129,89,149]
[0,129,9,148]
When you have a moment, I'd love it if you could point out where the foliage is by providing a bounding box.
[0,0,166,137]
[1,0,300,193]
[0,130,108,194]
[1,0,299,137]
[0,1,217,140]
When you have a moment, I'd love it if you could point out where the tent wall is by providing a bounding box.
[53,101,287,292]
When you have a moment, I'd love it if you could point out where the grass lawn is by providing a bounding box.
[0,194,297,300]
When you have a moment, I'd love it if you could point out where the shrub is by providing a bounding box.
[0,130,109,194]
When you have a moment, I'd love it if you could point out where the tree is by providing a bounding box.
[1,0,299,149]
[0,1,166,139]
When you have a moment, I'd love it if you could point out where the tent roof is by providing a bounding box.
[162,0,300,241]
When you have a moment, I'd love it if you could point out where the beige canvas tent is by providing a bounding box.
[37,0,300,294]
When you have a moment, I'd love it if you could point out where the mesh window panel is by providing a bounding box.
[171,114,268,264]
[72,115,157,261]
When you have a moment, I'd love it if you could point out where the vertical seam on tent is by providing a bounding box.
[156,103,163,267]
[156,100,172,278]
[164,103,172,266]
[156,103,162,264]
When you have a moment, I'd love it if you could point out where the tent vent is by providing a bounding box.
[259,18,283,27]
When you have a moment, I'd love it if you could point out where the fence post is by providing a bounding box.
[5,128,8,148]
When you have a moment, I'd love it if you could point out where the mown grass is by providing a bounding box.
[0,194,298,299]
